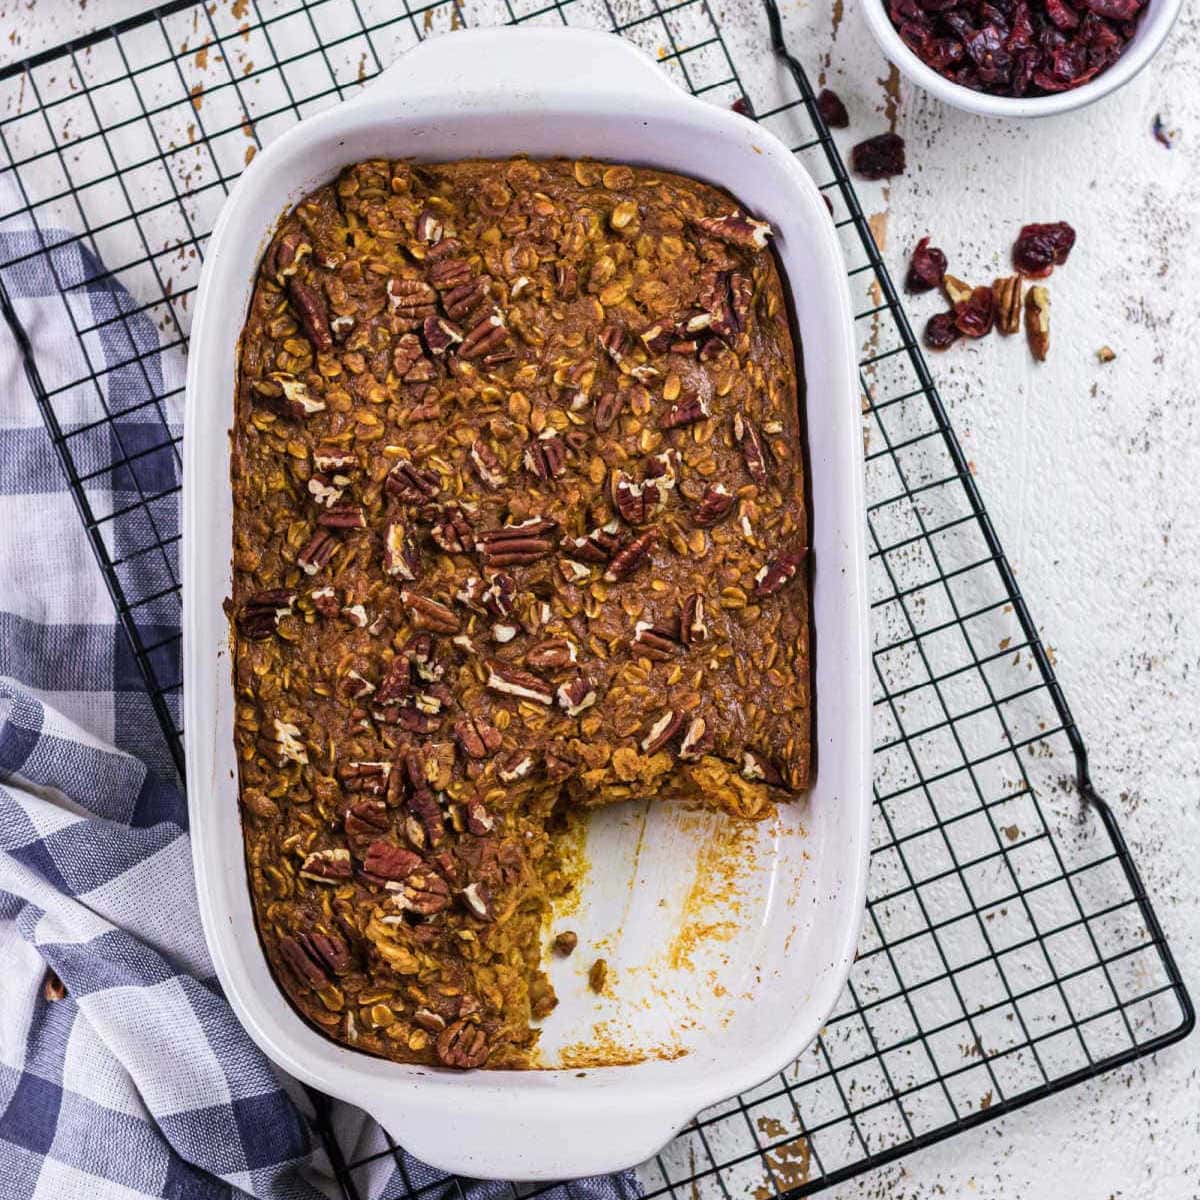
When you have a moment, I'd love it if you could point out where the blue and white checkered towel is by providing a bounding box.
[0,197,641,1200]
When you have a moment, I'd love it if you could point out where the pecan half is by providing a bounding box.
[942,274,974,307]
[633,619,681,661]
[734,413,769,487]
[458,311,507,361]
[428,253,472,292]
[385,460,439,503]
[287,277,332,352]
[556,674,597,716]
[610,470,650,525]
[318,503,366,530]
[689,210,773,250]
[1026,286,1050,362]
[523,431,568,480]
[753,550,807,598]
[486,660,553,705]
[662,390,709,429]
[994,275,1023,336]
[593,389,625,432]
[604,529,656,583]
[383,522,421,580]
[692,483,735,527]
[299,930,351,976]
[443,277,491,322]
[388,277,438,327]
[345,798,390,844]
[436,1019,488,1069]
[299,847,352,883]
[475,517,558,567]
[363,840,422,881]
[526,637,578,670]
[395,870,452,916]
[278,934,329,989]
[399,589,460,633]
[641,709,684,754]
[238,589,295,640]
[468,439,507,489]
[679,592,709,646]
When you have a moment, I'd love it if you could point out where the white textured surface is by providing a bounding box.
[3,0,1197,1195]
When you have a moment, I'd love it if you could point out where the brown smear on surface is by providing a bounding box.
[195,42,209,71]
[868,211,888,253]
[190,83,204,112]
[557,1024,688,1069]
[232,0,249,17]
[766,1136,813,1190]
[757,1115,789,1139]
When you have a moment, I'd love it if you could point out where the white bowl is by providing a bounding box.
[184,27,871,1181]
[858,0,1182,117]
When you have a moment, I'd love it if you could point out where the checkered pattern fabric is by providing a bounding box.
[0,196,642,1200]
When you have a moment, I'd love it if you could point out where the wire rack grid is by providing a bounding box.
[0,0,1191,1196]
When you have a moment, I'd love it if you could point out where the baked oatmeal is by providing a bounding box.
[230,157,809,1068]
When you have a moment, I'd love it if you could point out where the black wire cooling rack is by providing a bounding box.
[0,0,1192,1195]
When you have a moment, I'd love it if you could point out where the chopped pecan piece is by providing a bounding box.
[486,660,553,705]
[523,431,568,480]
[395,869,452,916]
[399,589,460,633]
[345,798,390,843]
[689,210,773,250]
[340,668,374,700]
[679,593,709,646]
[553,930,578,956]
[423,314,463,355]
[413,1008,447,1033]
[598,323,628,365]
[753,550,807,598]
[436,1018,488,1069]
[385,459,439,503]
[563,520,622,563]
[341,603,369,628]
[468,439,507,489]
[341,760,393,794]
[405,786,446,849]
[610,470,651,526]
[287,277,332,352]
[734,413,769,487]
[253,374,325,420]
[604,530,656,582]
[662,390,710,429]
[272,719,308,766]
[429,504,473,554]
[679,716,713,759]
[454,715,503,759]
[1026,286,1050,362]
[641,709,684,754]
[498,751,535,782]
[993,275,1023,336]
[392,333,432,382]
[311,586,339,618]
[475,517,558,566]
[307,471,347,509]
[555,262,578,299]
[742,748,784,786]
[556,675,597,716]
[460,881,493,920]
[414,207,443,245]
[692,483,735,527]
[633,619,681,661]
[464,799,494,835]
[238,589,295,640]
[299,847,352,884]
[383,522,421,580]
[268,227,310,280]
[312,445,355,473]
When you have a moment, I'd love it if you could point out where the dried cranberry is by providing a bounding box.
[851,132,906,180]
[816,88,850,128]
[1045,0,1081,29]
[953,286,996,337]
[905,237,948,293]
[1012,221,1076,276]
[1080,0,1141,19]
[731,95,755,118]
[924,311,961,351]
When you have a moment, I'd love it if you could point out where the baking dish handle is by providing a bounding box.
[356,26,686,107]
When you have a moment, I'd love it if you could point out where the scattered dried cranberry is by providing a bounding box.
[954,286,997,337]
[887,0,1145,97]
[1012,222,1076,277]
[851,132,906,180]
[731,95,756,118]
[924,311,961,351]
[817,88,849,128]
[905,237,947,293]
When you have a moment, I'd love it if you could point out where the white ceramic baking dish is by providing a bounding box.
[184,27,869,1182]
